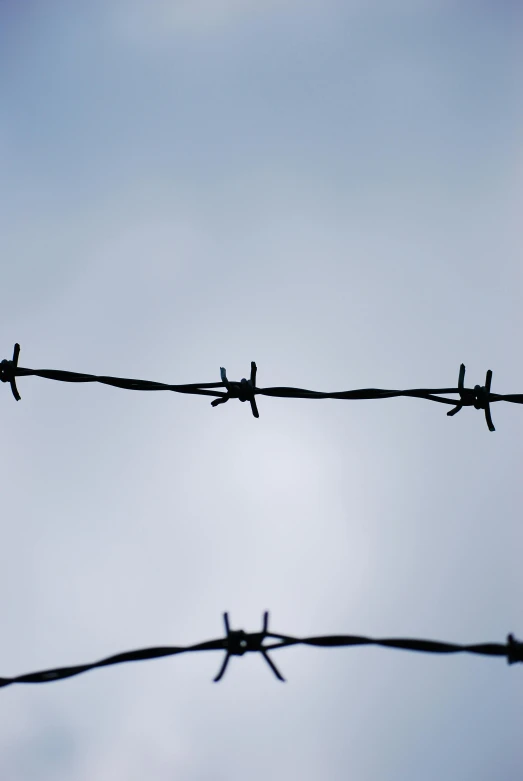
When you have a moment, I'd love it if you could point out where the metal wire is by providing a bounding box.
[1,344,521,691]
[0,613,521,688]
[2,344,523,429]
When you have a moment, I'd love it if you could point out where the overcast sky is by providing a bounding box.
[1,1,522,779]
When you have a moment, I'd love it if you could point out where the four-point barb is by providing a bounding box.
[447,364,495,431]
[507,634,523,665]
[211,362,259,418]
[0,343,21,401]
[214,612,285,682]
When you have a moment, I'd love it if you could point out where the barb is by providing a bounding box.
[446,364,495,431]
[0,613,520,689]
[0,343,21,401]
[211,363,259,418]
[3,344,523,429]
[213,611,284,681]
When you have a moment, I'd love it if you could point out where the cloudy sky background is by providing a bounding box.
[1,1,522,778]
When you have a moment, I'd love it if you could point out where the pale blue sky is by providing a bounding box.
[1,2,522,779]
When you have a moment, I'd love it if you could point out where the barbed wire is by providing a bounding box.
[2,344,523,430]
[0,613,521,689]
[2,346,520,691]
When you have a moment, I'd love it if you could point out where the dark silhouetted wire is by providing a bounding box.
[2,344,523,430]
[0,613,521,689]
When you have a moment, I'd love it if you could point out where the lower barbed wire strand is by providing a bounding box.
[0,626,519,689]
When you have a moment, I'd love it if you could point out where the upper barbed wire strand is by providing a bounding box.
[3,344,523,429]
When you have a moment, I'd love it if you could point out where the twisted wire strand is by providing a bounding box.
[1,613,521,688]
[2,344,522,429]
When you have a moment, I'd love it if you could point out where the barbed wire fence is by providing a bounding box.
[1,612,522,688]
[2,343,523,430]
[2,343,521,688]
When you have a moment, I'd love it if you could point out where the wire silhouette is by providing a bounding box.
[0,613,521,689]
[2,343,523,430]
